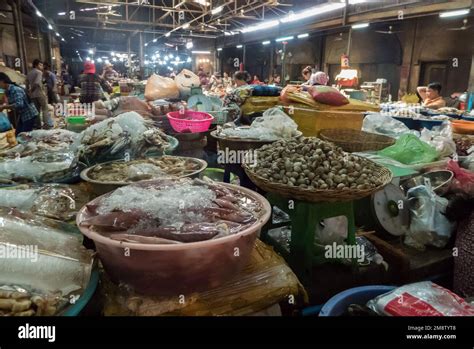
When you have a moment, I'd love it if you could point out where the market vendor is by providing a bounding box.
[301,66,313,85]
[222,71,252,122]
[101,63,119,84]
[43,63,59,104]
[416,82,446,110]
[270,74,281,86]
[222,72,232,88]
[251,75,262,85]
[308,71,329,86]
[233,71,251,87]
[78,62,113,104]
[0,72,39,134]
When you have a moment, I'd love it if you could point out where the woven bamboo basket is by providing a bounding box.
[244,162,392,203]
[319,129,395,152]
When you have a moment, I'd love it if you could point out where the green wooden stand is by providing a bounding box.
[261,193,357,286]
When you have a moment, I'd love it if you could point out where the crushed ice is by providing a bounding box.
[97,183,216,226]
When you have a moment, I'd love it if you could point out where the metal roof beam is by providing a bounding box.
[75,0,202,13]
[57,23,217,38]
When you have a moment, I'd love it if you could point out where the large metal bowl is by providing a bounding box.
[76,181,271,295]
[80,156,207,196]
[401,170,454,196]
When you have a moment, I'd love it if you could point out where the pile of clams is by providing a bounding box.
[252,136,386,191]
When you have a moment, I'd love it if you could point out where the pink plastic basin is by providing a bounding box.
[167,110,214,133]
[76,182,271,295]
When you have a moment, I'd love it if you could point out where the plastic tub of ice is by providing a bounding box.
[76,181,271,295]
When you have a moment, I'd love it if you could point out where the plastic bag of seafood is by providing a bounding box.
[0,184,86,221]
[0,150,79,183]
[0,284,68,316]
[76,112,171,165]
[77,178,271,295]
[17,129,79,147]
[0,208,94,315]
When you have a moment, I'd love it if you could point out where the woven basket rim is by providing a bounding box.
[244,158,393,202]
[319,129,395,143]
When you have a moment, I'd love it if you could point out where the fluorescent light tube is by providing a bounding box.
[280,3,345,23]
[275,36,294,42]
[439,9,470,18]
[241,20,279,33]
[352,23,369,29]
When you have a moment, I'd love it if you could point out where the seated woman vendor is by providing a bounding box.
[416,82,446,110]
[233,71,251,87]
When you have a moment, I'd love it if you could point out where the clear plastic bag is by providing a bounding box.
[0,208,94,303]
[0,184,78,221]
[251,107,299,138]
[77,112,168,164]
[367,281,474,316]
[405,185,456,250]
[362,113,418,138]
[175,69,200,98]
[0,284,67,316]
[0,151,78,183]
[420,123,456,158]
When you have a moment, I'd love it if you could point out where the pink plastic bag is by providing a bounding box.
[367,281,474,316]
[447,160,474,195]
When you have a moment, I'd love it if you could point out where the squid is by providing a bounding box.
[131,225,219,243]
[80,209,147,231]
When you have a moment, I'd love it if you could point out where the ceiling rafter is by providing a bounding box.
[76,0,202,13]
